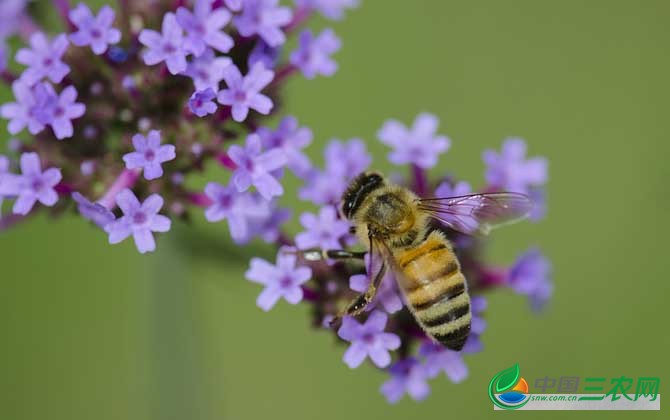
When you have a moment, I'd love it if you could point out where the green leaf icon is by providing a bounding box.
[495,364,520,393]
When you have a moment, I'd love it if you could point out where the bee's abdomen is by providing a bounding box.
[396,232,472,351]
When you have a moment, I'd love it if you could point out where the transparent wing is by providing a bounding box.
[418,192,533,235]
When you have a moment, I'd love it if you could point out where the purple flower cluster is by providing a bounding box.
[243,112,551,402]
[0,0,350,253]
[0,0,552,404]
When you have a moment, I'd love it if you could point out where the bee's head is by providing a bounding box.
[340,172,385,220]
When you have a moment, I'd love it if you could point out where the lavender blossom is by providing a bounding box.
[248,40,280,69]
[296,0,359,20]
[72,192,116,228]
[0,152,61,215]
[349,254,403,314]
[217,63,274,122]
[380,358,431,403]
[462,296,487,354]
[203,182,273,243]
[298,169,347,205]
[122,130,176,180]
[378,113,450,169]
[325,138,372,177]
[482,137,548,194]
[507,248,553,311]
[224,0,243,12]
[257,116,313,176]
[139,13,188,75]
[290,29,341,79]
[295,205,351,250]
[68,4,122,55]
[246,251,312,311]
[104,189,171,254]
[182,48,232,92]
[418,341,468,383]
[227,133,287,199]
[299,138,371,205]
[15,32,70,85]
[0,42,7,74]
[0,0,27,39]
[176,0,234,56]
[37,83,86,140]
[1,80,48,135]
[249,205,291,242]
[434,180,472,198]
[338,311,401,368]
[188,88,218,117]
[0,154,9,213]
[234,0,292,47]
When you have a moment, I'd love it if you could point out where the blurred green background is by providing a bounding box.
[1,0,668,419]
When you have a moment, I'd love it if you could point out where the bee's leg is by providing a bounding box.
[293,249,366,262]
[329,260,388,328]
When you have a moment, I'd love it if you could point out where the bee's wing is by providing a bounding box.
[418,192,533,235]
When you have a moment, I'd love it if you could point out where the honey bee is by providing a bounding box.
[300,172,533,351]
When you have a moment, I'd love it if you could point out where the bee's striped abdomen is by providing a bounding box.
[395,231,471,351]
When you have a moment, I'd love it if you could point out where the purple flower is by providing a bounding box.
[350,254,403,314]
[298,168,347,205]
[462,296,487,354]
[337,311,401,368]
[248,40,280,69]
[68,3,122,55]
[380,358,431,404]
[203,182,272,243]
[123,130,176,180]
[80,160,95,176]
[0,41,7,74]
[378,113,451,169]
[188,88,218,117]
[176,0,233,56]
[0,152,61,215]
[0,0,27,39]
[527,187,546,221]
[296,0,359,20]
[299,138,371,205]
[0,154,9,212]
[246,251,312,311]
[419,341,468,383]
[72,192,116,228]
[482,137,548,193]
[249,205,291,243]
[37,83,86,140]
[507,248,552,311]
[295,206,351,250]
[182,48,232,92]
[1,80,48,135]
[434,180,471,198]
[224,0,243,12]
[234,0,292,47]
[139,12,188,75]
[217,63,274,122]
[325,138,372,178]
[227,133,287,199]
[256,116,312,176]
[104,189,171,254]
[290,29,341,79]
[15,32,70,85]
